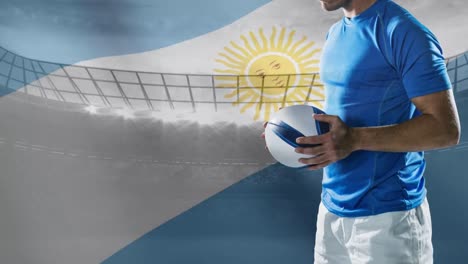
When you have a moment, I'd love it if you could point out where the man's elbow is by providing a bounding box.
[445,123,461,147]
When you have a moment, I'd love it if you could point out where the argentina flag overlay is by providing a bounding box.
[1,0,468,263]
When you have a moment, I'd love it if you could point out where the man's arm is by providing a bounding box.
[295,89,461,170]
[353,89,460,151]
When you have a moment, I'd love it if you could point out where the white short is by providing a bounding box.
[314,198,433,264]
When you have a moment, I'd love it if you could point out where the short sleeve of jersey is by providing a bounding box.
[325,22,338,41]
[389,17,452,99]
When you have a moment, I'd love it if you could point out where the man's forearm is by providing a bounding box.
[352,113,460,152]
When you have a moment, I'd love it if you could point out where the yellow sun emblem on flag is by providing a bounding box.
[214,26,324,121]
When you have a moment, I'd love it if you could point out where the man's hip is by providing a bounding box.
[314,198,433,264]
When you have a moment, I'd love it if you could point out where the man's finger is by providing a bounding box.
[295,145,326,156]
[299,153,329,166]
[296,133,329,145]
[306,160,332,170]
[313,114,337,124]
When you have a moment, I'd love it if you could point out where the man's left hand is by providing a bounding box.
[295,114,358,170]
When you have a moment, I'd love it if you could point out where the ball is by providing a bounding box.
[264,105,329,168]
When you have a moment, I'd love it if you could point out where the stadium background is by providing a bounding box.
[0,0,467,263]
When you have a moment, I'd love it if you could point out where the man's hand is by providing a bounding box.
[295,114,358,170]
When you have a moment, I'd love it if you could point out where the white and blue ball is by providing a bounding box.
[265,105,329,168]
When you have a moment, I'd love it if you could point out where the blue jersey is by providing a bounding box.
[319,0,452,217]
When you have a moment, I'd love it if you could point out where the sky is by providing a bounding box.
[0,0,271,62]
[0,0,467,63]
